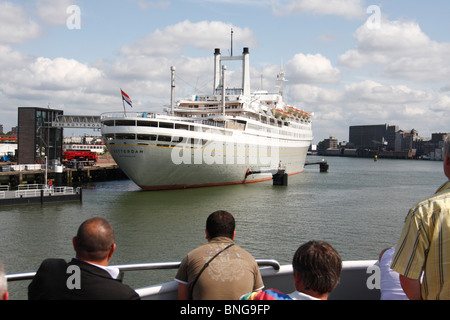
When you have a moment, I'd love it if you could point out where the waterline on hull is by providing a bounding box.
[139,170,304,191]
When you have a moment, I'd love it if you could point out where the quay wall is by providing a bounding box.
[315,148,443,160]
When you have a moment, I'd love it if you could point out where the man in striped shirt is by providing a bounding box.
[391,134,450,300]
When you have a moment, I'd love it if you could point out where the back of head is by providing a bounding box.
[74,217,115,263]
[444,134,450,158]
[292,241,342,295]
[444,134,450,179]
[206,210,235,239]
[0,263,7,300]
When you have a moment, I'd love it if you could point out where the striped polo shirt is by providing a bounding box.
[391,180,450,300]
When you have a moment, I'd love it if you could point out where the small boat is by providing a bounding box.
[285,105,301,116]
[271,108,290,119]
[285,105,311,120]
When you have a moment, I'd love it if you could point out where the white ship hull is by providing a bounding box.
[101,114,311,190]
[101,47,313,190]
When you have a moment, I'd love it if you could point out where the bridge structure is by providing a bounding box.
[52,115,101,129]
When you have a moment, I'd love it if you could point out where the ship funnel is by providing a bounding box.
[214,48,221,94]
[213,47,251,97]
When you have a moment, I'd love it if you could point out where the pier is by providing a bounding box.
[0,184,82,206]
[0,159,128,189]
[305,159,329,172]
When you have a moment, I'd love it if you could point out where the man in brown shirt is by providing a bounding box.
[175,210,264,300]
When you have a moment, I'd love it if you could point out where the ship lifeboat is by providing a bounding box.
[271,108,290,119]
[285,106,301,116]
[300,111,311,119]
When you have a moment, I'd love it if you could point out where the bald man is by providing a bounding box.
[28,217,139,300]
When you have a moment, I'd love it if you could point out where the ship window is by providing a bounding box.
[159,122,173,129]
[115,120,136,126]
[137,134,157,141]
[137,120,158,127]
[116,134,136,140]
[172,136,183,143]
[103,120,115,126]
[175,124,189,130]
[158,135,172,142]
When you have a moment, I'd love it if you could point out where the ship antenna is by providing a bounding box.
[277,67,287,98]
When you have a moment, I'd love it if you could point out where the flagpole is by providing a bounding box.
[121,88,127,116]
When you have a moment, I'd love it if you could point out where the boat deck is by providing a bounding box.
[7,259,380,300]
[134,260,381,300]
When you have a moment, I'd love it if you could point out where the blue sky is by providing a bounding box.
[1,0,449,143]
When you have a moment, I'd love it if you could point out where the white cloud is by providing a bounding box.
[271,0,366,19]
[0,48,104,114]
[0,2,446,142]
[339,18,450,82]
[284,79,440,141]
[286,53,341,84]
[0,2,41,44]
[36,0,75,26]
[119,20,257,57]
[430,95,450,113]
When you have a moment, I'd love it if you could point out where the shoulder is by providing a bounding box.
[231,244,258,262]
[409,188,450,219]
[35,258,68,273]
[241,289,292,300]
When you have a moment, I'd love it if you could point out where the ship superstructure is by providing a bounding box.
[101,47,313,190]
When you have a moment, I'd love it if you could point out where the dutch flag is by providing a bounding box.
[121,89,132,107]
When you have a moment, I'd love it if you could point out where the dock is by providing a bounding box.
[0,159,128,188]
[305,159,329,172]
[0,185,82,207]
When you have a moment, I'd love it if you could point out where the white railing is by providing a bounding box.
[13,186,80,198]
[6,259,280,283]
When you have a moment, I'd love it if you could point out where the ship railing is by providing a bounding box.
[100,110,311,133]
[6,259,280,283]
[13,186,80,198]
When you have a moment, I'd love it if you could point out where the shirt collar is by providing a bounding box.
[288,291,320,300]
[73,257,120,279]
[94,264,120,279]
[436,180,450,194]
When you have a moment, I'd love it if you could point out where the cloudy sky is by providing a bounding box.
[0,0,449,143]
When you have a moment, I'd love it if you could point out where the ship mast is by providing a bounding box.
[230,28,234,56]
[277,68,287,98]
[170,66,176,116]
[222,65,226,116]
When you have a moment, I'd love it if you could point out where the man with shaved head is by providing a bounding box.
[28,217,140,300]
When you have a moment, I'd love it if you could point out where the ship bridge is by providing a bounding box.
[52,115,101,129]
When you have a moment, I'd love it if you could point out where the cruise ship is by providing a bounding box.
[100,47,313,190]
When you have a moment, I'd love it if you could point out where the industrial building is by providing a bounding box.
[17,107,64,165]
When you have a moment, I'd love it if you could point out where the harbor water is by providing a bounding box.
[1,155,445,299]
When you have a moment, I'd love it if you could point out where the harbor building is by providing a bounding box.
[349,124,394,150]
[318,124,448,159]
[17,107,63,164]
